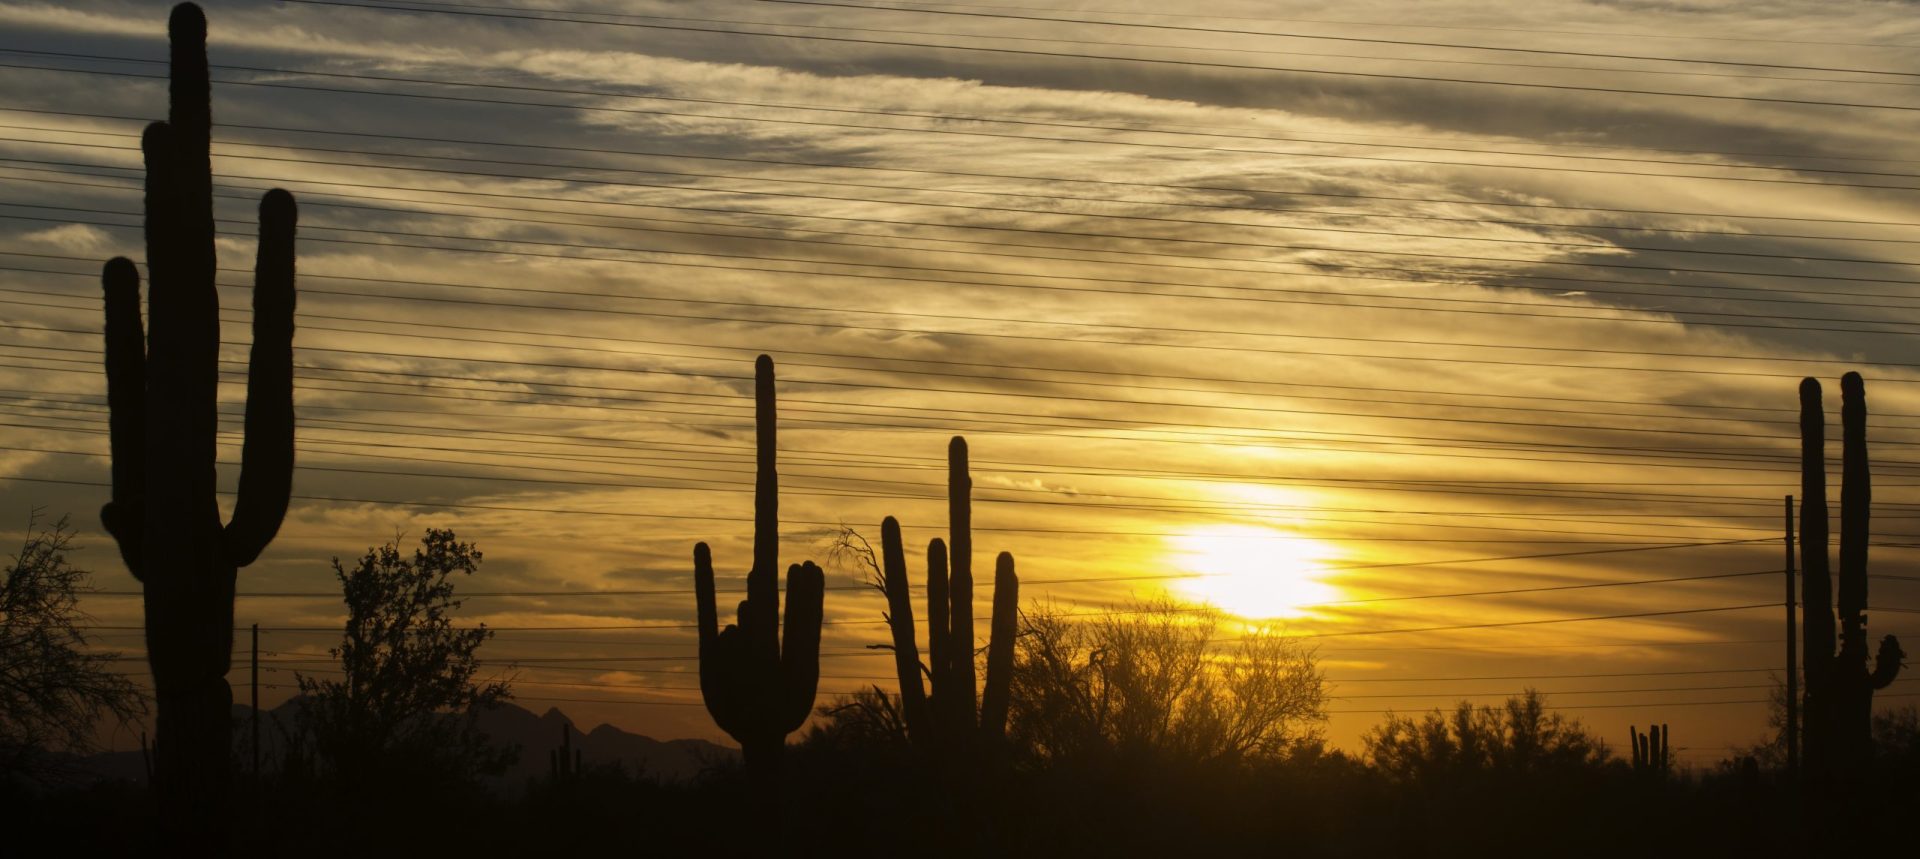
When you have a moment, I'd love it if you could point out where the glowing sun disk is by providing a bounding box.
[1168,526,1340,620]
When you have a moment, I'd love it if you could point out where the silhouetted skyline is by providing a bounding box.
[2,0,1918,772]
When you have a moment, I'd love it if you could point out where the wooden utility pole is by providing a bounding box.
[1785,495,1799,779]
[250,622,260,779]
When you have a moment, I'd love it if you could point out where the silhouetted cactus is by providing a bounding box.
[1799,373,1905,775]
[879,436,1019,758]
[694,355,825,781]
[550,723,581,783]
[1628,723,1669,773]
[98,2,296,834]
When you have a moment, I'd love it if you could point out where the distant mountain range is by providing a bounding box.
[66,699,735,792]
[474,701,735,789]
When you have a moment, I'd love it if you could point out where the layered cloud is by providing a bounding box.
[1,0,1916,757]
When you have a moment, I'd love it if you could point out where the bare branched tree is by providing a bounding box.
[0,513,145,783]
[1008,598,1326,766]
[805,687,913,752]
[823,523,884,594]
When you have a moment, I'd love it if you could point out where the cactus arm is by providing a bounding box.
[1872,635,1905,690]
[694,542,743,740]
[947,437,977,730]
[925,536,950,730]
[1838,373,1870,636]
[880,517,930,743]
[100,258,146,579]
[224,189,297,567]
[979,551,1019,741]
[779,561,825,733]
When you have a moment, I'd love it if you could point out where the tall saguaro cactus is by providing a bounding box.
[99,2,296,830]
[1799,373,1905,774]
[879,436,1020,756]
[695,355,825,780]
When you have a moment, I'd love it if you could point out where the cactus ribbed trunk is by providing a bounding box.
[880,518,930,743]
[947,437,977,745]
[694,355,825,794]
[1798,373,1904,778]
[1798,379,1835,774]
[879,436,1019,760]
[100,3,296,841]
[979,551,1019,742]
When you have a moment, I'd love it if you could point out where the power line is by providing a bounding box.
[275,0,1920,111]
[13,118,1918,230]
[18,130,1920,280]
[18,218,1920,391]
[15,171,1920,341]
[861,1,1920,52]
[21,154,1920,324]
[11,55,1920,196]
[8,347,1911,481]
[12,337,1911,481]
[742,0,1920,77]
[13,286,1913,453]
[3,356,1893,502]
[317,0,1920,90]
[71,601,1781,636]
[79,567,1780,604]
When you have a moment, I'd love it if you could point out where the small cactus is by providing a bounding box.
[99,2,297,833]
[879,436,1019,758]
[549,722,581,783]
[694,356,825,781]
[1628,723,1670,774]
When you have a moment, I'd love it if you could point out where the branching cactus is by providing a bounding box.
[1800,373,1905,774]
[879,436,1020,758]
[694,355,825,781]
[1628,724,1670,774]
[99,2,296,832]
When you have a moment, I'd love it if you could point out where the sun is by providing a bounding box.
[1167,525,1342,620]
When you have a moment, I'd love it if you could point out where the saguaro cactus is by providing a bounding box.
[1628,724,1670,774]
[99,2,296,831]
[1799,373,1905,774]
[549,722,581,783]
[879,436,1019,756]
[694,355,825,780]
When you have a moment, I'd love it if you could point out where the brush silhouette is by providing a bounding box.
[694,355,825,789]
[1798,374,1904,777]
[97,1,296,840]
[879,436,1020,759]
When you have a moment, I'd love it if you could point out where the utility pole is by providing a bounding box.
[249,622,261,784]
[1785,496,1799,779]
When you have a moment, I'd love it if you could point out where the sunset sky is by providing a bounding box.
[2,0,1918,765]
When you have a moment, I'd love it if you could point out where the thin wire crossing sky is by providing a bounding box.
[2,0,1918,757]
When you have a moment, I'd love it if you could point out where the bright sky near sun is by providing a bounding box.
[2,0,1919,763]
